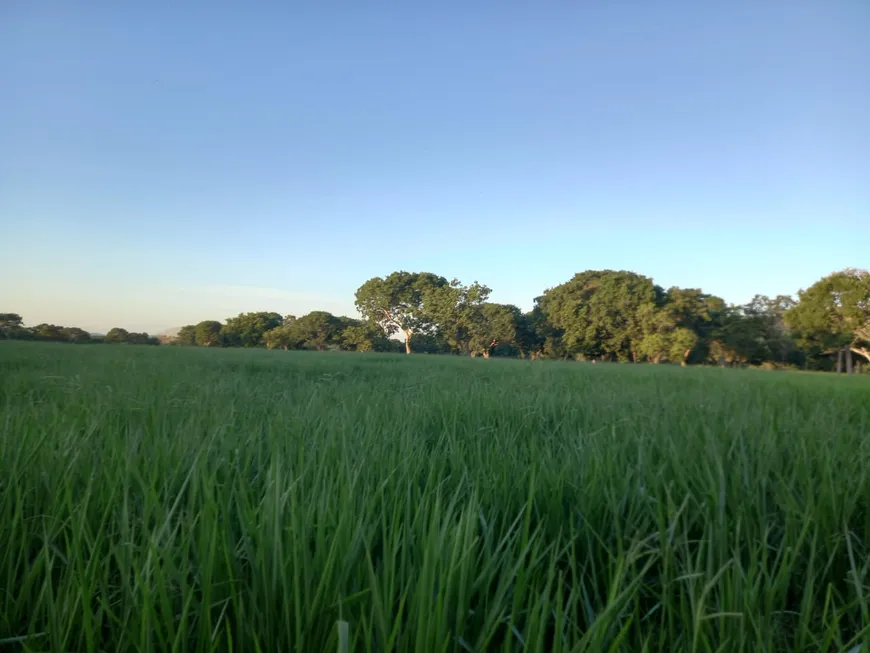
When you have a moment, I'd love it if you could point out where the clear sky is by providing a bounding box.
[2,2,868,334]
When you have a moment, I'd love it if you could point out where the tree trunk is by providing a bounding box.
[845,347,853,375]
[282,345,288,351]
[482,350,490,359]
[836,348,843,374]
[404,332,412,355]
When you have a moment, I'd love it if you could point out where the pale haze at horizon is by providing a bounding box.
[2,3,868,334]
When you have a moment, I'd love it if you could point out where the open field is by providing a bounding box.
[1,342,869,652]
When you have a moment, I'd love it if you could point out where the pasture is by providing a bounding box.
[1,342,869,652]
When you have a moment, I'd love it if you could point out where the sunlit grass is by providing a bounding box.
[1,342,869,652]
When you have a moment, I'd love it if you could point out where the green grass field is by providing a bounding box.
[1,342,869,652]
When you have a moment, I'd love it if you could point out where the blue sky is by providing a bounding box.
[2,2,868,334]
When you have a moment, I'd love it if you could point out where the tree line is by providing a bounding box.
[3,267,869,372]
[0,317,160,346]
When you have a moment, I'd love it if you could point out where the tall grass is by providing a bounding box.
[1,342,869,652]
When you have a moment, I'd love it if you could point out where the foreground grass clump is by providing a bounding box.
[1,343,869,652]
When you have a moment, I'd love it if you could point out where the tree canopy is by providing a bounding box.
[539,270,666,362]
[423,279,492,355]
[785,269,870,369]
[0,313,26,339]
[176,325,197,346]
[104,328,130,344]
[355,271,449,354]
[220,312,283,348]
[194,321,223,347]
[289,311,343,351]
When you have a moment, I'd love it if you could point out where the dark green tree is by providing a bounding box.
[0,313,27,339]
[539,270,665,361]
[340,320,395,353]
[408,332,452,355]
[292,311,343,351]
[263,316,302,351]
[785,268,870,372]
[510,311,541,359]
[126,332,158,345]
[104,327,129,344]
[634,306,700,364]
[195,320,223,347]
[741,295,801,365]
[60,327,91,343]
[263,325,301,351]
[424,279,492,355]
[525,302,564,359]
[104,328,130,344]
[32,324,65,341]
[469,303,524,358]
[355,271,450,354]
[31,323,63,342]
[175,325,197,346]
[661,287,727,363]
[221,312,283,348]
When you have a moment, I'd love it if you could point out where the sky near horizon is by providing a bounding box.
[2,2,868,334]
